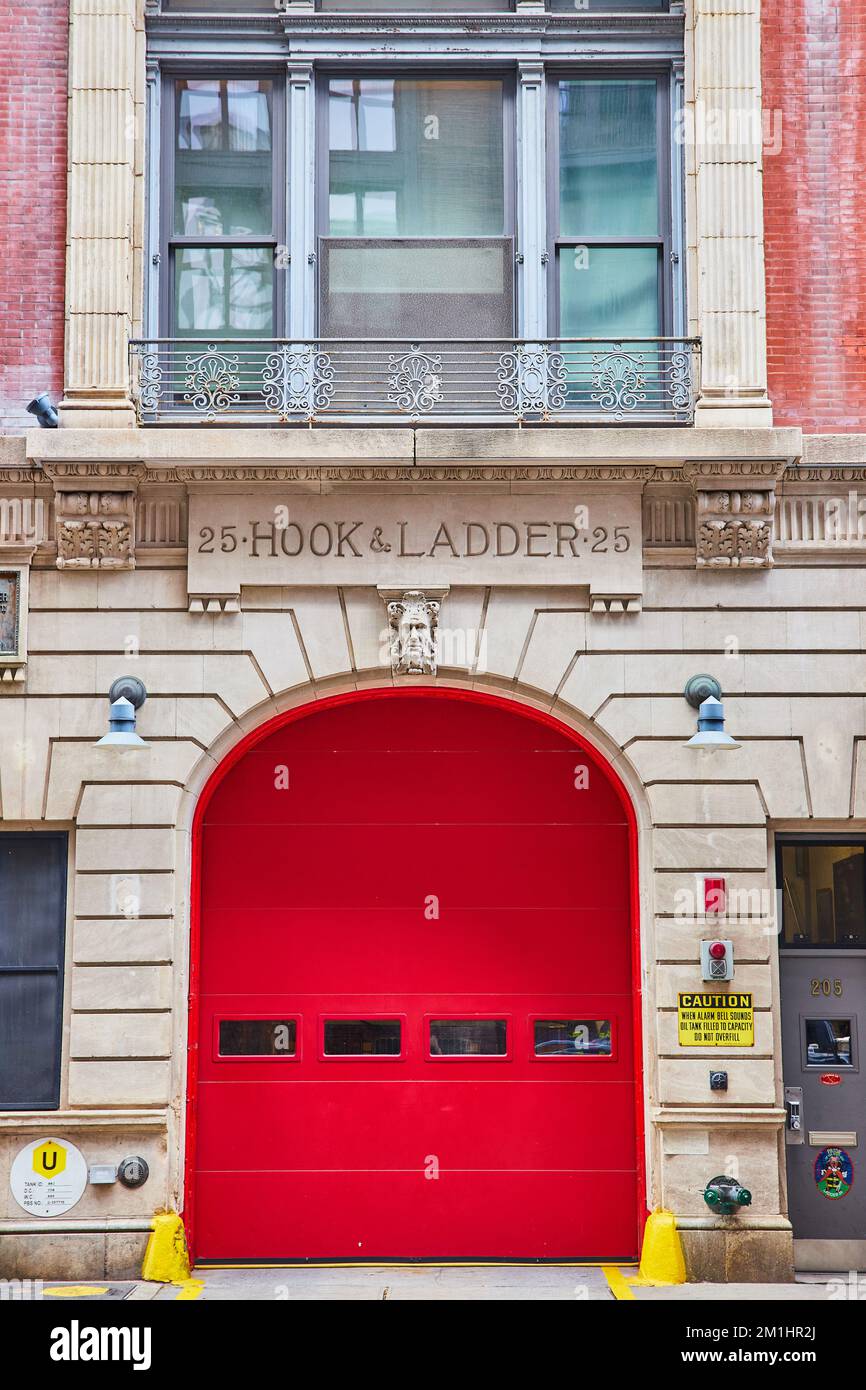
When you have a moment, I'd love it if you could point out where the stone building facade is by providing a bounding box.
[0,0,865,1280]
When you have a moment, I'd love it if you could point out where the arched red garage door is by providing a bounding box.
[188,690,641,1261]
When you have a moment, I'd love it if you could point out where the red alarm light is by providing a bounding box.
[704,877,726,915]
[709,941,727,960]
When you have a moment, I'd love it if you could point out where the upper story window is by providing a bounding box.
[321,76,513,337]
[551,76,670,339]
[165,76,285,338]
[137,0,693,423]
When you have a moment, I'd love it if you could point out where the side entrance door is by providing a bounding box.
[779,839,866,1270]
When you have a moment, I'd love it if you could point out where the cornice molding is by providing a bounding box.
[682,459,788,487]
[156,463,660,484]
[41,463,149,487]
[784,466,866,483]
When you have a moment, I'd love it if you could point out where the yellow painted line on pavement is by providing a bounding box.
[173,1277,205,1301]
[44,1285,109,1298]
[602,1266,636,1301]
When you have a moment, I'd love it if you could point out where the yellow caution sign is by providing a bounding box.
[32,1141,66,1179]
[677,992,754,1047]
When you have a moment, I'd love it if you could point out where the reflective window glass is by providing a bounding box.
[323,1019,402,1055]
[175,79,273,237]
[780,844,866,946]
[329,78,504,237]
[534,1020,612,1057]
[804,1019,854,1068]
[175,247,274,336]
[559,80,658,239]
[429,1020,507,1056]
[219,1020,297,1056]
[560,245,660,339]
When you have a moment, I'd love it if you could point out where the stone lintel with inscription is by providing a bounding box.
[187,489,643,599]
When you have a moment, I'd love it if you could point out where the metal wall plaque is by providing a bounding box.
[0,570,22,656]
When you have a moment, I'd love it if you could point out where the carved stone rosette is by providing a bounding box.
[683,461,787,570]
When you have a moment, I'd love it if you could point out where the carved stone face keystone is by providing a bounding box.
[387,591,440,676]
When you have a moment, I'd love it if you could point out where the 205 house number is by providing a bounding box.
[811,978,843,996]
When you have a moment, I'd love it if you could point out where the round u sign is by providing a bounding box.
[10,1138,88,1217]
[814,1146,854,1200]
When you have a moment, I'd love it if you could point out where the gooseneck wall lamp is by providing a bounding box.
[26,394,59,428]
[95,677,149,749]
[682,675,741,751]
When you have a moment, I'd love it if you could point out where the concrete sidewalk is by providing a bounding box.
[26,1266,842,1302]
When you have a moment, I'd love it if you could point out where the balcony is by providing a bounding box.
[128,337,700,427]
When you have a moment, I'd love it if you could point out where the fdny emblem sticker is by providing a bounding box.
[814,1146,854,1200]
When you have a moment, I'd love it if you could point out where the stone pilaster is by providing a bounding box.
[689,0,772,427]
[60,0,139,428]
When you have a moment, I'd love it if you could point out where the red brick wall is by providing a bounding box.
[762,0,866,432]
[0,1,68,433]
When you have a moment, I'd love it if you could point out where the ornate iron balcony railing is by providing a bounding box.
[128,337,700,427]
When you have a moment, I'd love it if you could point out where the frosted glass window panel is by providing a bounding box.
[175,247,274,336]
[329,244,505,294]
[550,0,663,9]
[175,80,273,235]
[559,246,660,339]
[321,239,513,337]
[329,79,505,236]
[320,0,510,9]
[559,80,658,238]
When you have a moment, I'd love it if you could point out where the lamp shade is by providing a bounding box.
[95,696,149,748]
[683,695,741,750]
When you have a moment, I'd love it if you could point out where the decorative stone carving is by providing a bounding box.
[43,465,146,571]
[695,491,774,569]
[387,591,440,676]
[55,492,135,570]
[683,461,786,570]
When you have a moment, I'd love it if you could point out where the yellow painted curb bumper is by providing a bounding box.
[632,1209,687,1286]
[141,1211,191,1284]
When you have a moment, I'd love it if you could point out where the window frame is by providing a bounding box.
[776,835,866,951]
[529,1013,617,1062]
[546,65,674,340]
[318,1012,408,1060]
[213,1014,302,1062]
[315,66,517,337]
[799,1013,859,1073]
[424,1013,512,1061]
[158,67,288,340]
[0,831,68,1111]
